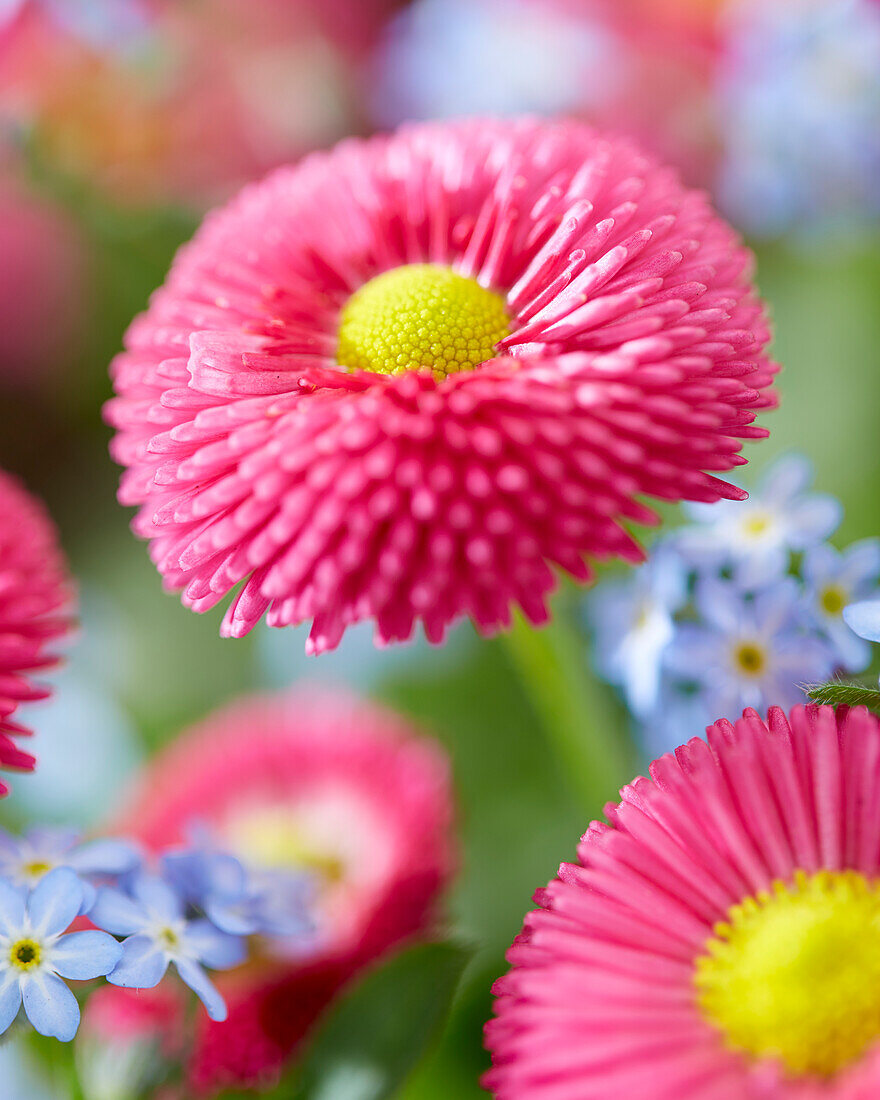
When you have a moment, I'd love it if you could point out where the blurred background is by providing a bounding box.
[1,0,879,1095]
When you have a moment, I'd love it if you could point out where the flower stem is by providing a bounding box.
[502,606,638,814]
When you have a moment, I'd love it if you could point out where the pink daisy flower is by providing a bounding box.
[0,470,73,795]
[112,688,454,1092]
[486,704,880,1099]
[106,118,776,653]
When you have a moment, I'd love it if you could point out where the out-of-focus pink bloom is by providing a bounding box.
[107,118,775,653]
[0,0,360,207]
[487,704,880,1098]
[113,688,454,1093]
[0,178,86,385]
[0,470,73,795]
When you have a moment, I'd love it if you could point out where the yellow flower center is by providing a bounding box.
[228,808,345,884]
[336,263,509,378]
[695,870,880,1078]
[741,513,771,539]
[733,641,766,676]
[9,938,42,971]
[158,927,180,951]
[21,860,53,881]
[820,584,847,616]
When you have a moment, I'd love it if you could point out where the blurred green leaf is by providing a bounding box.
[222,941,472,1100]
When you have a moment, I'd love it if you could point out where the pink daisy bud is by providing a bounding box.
[0,471,73,795]
[106,118,777,653]
[112,688,454,1092]
[486,704,880,1099]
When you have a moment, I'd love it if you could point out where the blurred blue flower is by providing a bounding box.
[585,453,868,753]
[664,578,836,722]
[21,0,154,50]
[718,0,880,236]
[804,539,880,671]
[0,868,121,1042]
[370,0,627,125]
[0,826,141,904]
[90,872,246,1022]
[162,835,315,940]
[679,454,841,584]
[586,548,686,717]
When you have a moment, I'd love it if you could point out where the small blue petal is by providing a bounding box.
[844,600,880,643]
[51,931,123,980]
[68,839,142,878]
[183,920,247,970]
[0,878,26,935]
[78,881,97,916]
[0,976,22,1036]
[89,887,149,936]
[27,868,82,937]
[108,934,168,990]
[130,873,183,923]
[204,896,259,936]
[175,957,227,1022]
[22,973,80,1042]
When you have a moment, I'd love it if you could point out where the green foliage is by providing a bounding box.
[806,680,880,713]
[222,941,472,1100]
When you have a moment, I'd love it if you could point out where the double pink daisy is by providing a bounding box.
[110,688,454,1093]
[486,704,880,1098]
[107,118,776,653]
[0,470,72,794]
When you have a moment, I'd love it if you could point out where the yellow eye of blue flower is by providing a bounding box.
[9,938,42,971]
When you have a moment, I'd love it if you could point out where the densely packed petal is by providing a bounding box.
[486,704,880,1099]
[106,117,776,652]
[0,470,73,794]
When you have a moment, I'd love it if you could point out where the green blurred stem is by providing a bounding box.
[502,609,637,814]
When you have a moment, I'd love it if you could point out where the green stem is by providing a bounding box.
[502,607,638,814]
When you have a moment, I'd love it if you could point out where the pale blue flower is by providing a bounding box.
[680,454,842,584]
[804,539,880,671]
[90,872,246,1022]
[663,578,836,723]
[0,868,122,1042]
[586,549,686,718]
[162,840,315,940]
[718,0,880,235]
[0,826,141,912]
[370,0,627,125]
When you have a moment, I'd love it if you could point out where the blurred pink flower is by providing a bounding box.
[487,704,880,1098]
[107,118,775,653]
[0,179,86,385]
[0,470,74,795]
[111,687,454,1092]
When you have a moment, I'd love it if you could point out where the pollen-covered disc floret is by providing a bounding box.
[0,470,73,794]
[696,870,880,1078]
[106,118,777,653]
[486,705,880,1099]
[337,263,509,377]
